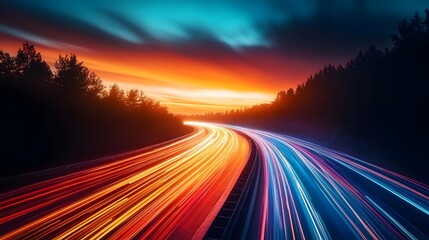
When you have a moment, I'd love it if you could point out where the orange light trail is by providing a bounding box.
[0,122,250,239]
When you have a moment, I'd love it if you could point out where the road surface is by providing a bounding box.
[225,125,429,239]
[0,122,250,239]
[1,122,428,239]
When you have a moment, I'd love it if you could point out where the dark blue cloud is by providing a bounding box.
[0,0,428,58]
[265,0,429,57]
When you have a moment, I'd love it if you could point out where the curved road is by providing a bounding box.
[0,122,250,239]
[226,124,429,239]
[1,122,428,239]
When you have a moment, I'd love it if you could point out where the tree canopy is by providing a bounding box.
[0,43,190,177]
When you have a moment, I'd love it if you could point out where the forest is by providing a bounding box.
[0,44,191,177]
[192,11,429,181]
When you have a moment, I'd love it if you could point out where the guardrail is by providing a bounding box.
[204,139,263,239]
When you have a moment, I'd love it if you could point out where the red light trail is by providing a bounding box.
[0,122,250,239]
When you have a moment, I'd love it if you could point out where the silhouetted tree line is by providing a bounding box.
[193,11,429,180]
[0,43,191,177]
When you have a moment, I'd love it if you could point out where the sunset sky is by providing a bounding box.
[1,0,427,114]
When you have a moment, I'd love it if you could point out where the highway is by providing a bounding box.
[1,122,428,239]
[226,125,429,239]
[0,122,250,239]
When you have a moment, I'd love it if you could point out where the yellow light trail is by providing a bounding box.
[0,122,250,239]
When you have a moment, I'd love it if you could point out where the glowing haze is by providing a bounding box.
[0,0,427,114]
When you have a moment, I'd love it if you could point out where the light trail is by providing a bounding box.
[225,125,429,239]
[0,122,250,239]
[2,122,428,239]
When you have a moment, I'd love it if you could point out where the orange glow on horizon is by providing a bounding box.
[0,37,312,114]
